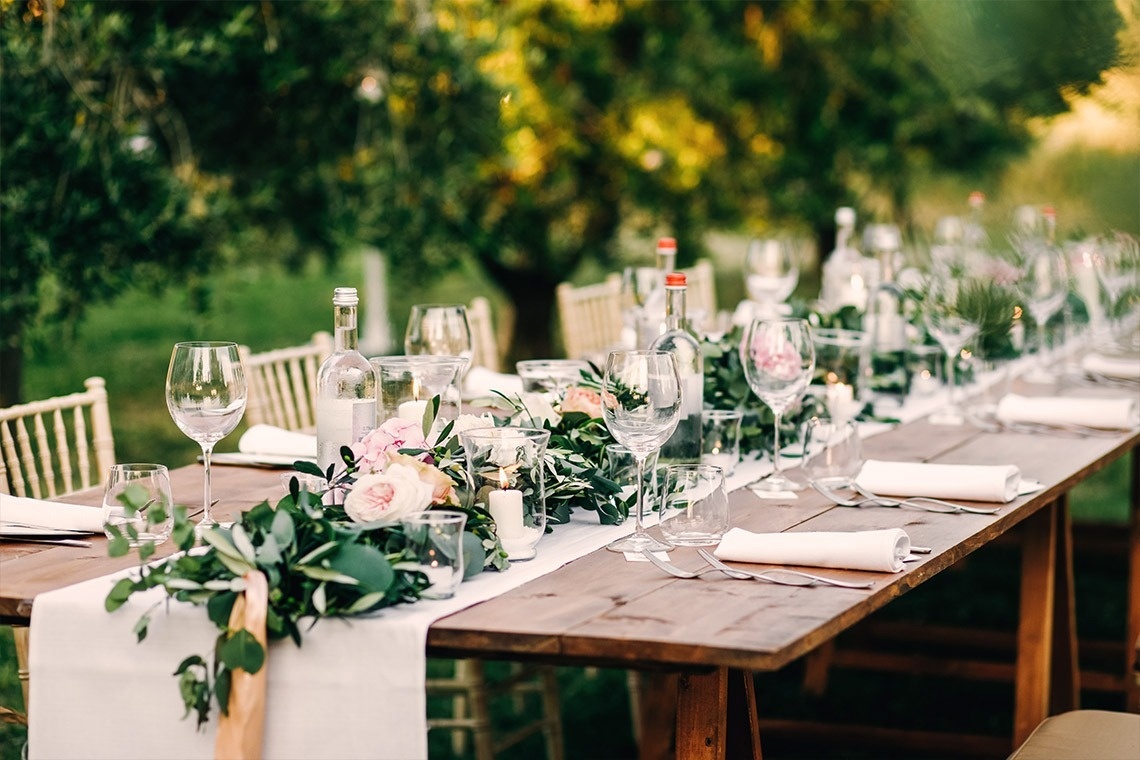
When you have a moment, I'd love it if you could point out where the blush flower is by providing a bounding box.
[352,418,430,473]
[748,336,803,382]
[343,465,434,525]
[560,386,603,418]
[387,453,459,506]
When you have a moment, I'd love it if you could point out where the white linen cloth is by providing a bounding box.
[856,459,1021,503]
[0,493,103,532]
[29,512,635,760]
[715,527,910,573]
[1080,352,1140,381]
[237,424,318,459]
[462,367,524,399]
[996,393,1139,431]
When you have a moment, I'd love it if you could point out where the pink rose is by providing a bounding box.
[388,453,459,506]
[352,418,430,474]
[343,465,435,525]
[748,336,803,382]
[560,386,603,418]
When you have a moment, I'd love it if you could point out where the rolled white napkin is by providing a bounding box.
[238,425,318,459]
[0,492,103,532]
[715,527,910,573]
[857,459,1021,503]
[1080,353,1140,381]
[996,393,1139,431]
[463,367,524,399]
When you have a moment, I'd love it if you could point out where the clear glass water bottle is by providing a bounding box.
[317,287,378,474]
[821,207,878,313]
[861,224,911,403]
[638,237,678,348]
[651,272,703,463]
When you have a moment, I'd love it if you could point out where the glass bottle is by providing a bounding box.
[638,237,678,348]
[316,287,378,474]
[821,207,877,313]
[651,272,703,463]
[861,224,911,403]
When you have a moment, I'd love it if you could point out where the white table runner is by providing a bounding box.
[29,514,634,760]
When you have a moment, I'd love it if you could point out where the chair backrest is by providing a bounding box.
[556,278,624,361]
[682,259,717,329]
[468,297,503,373]
[0,377,116,498]
[238,332,334,433]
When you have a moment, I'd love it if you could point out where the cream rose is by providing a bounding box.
[343,464,434,525]
[387,453,459,506]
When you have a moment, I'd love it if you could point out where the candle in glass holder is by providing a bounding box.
[397,377,427,422]
[488,468,525,539]
[825,382,860,421]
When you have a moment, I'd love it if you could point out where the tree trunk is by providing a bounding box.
[498,275,558,365]
[1,339,23,407]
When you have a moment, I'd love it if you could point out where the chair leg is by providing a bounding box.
[14,625,29,710]
[468,661,495,760]
[539,666,565,760]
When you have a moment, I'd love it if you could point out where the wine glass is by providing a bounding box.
[166,342,247,532]
[601,350,681,553]
[1093,232,1139,345]
[923,271,980,426]
[739,318,815,492]
[744,238,798,319]
[620,266,660,346]
[404,304,473,371]
[1019,243,1068,384]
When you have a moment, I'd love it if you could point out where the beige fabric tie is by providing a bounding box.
[215,571,269,760]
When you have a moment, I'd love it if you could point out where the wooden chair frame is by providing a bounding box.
[238,332,333,433]
[556,278,624,361]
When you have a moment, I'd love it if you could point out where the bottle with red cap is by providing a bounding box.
[637,237,679,347]
[651,271,703,463]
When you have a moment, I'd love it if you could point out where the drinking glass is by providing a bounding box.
[744,238,798,319]
[166,342,247,532]
[102,463,174,546]
[620,266,661,346]
[400,510,467,599]
[1019,243,1068,383]
[659,464,729,547]
[923,273,980,426]
[1093,232,1139,344]
[601,350,681,553]
[516,359,591,404]
[739,318,815,492]
[802,419,863,489]
[404,304,473,371]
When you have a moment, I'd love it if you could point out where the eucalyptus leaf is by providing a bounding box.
[461,532,485,580]
[327,543,395,593]
[296,565,359,585]
[294,460,325,478]
[105,578,135,612]
[218,629,265,675]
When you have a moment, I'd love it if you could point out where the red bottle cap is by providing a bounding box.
[657,237,677,251]
[665,272,686,287]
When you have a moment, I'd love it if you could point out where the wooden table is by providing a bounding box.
[3,419,1137,759]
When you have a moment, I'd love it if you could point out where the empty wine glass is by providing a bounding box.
[404,304,473,371]
[166,342,247,532]
[1019,243,1068,384]
[923,272,980,426]
[601,350,681,553]
[744,238,798,319]
[620,266,661,346]
[739,318,815,493]
[1093,232,1140,345]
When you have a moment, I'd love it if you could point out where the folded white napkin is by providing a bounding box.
[238,425,318,459]
[857,459,1021,503]
[996,393,1139,431]
[715,527,910,573]
[1080,353,1140,381]
[0,493,103,532]
[463,367,524,399]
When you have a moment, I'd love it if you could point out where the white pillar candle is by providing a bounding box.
[488,487,525,539]
[397,399,427,423]
[825,382,860,421]
[417,564,453,594]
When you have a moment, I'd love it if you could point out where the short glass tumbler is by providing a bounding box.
[700,410,743,475]
[802,418,863,489]
[400,510,467,600]
[659,464,730,547]
[102,463,174,546]
[460,427,550,561]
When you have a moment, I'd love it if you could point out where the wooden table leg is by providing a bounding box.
[1049,495,1079,715]
[1127,445,1140,713]
[726,669,762,760]
[675,668,729,760]
[635,671,678,760]
[1014,500,1060,745]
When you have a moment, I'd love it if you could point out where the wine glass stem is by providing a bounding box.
[946,350,958,412]
[771,413,783,477]
[200,442,215,526]
[633,454,648,534]
[1036,318,1048,369]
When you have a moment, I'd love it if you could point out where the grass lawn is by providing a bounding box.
[1,256,1132,759]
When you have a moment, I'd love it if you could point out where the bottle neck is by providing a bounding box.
[664,285,687,329]
[657,250,676,273]
[334,304,359,351]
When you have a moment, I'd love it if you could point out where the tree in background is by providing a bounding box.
[2,0,1125,395]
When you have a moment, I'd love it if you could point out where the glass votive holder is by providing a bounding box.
[102,463,173,546]
[908,343,943,398]
[604,443,658,510]
[399,510,467,600]
[813,328,868,398]
[700,409,743,475]
[659,464,729,546]
[460,427,550,561]
[515,359,591,402]
[279,472,328,496]
[370,355,466,432]
[802,418,863,489]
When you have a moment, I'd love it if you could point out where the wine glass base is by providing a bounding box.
[607,531,671,554]
[752,473,805,492]
[929,408,967,426]
[194,519,232,537]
